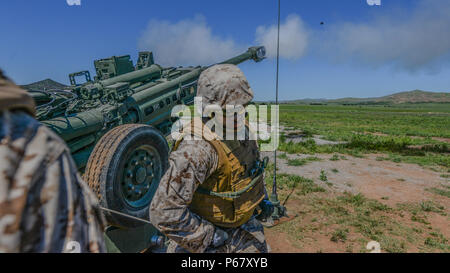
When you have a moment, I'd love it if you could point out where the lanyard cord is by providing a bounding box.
[99,206,152,225]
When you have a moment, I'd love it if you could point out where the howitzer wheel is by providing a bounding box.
[84,124,169,228]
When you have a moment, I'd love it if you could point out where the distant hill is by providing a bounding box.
[375,90,450,104]
[21,79,68,91]
[287,90,450,105]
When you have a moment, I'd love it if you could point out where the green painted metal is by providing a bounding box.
[30,46,266,252]
[104,224,163,253]
[32,46,265,171]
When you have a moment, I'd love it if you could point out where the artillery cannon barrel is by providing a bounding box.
[133,46,267,111]
[41,109,104,142]
[100,64,163,87]
[132,47,266,94]
[40,46,266,142]
[33,46,266,171]
[132,68,202,106]
[219,46,266,66]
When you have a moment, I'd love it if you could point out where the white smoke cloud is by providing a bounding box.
[138,15,240,66]
[66,0,81,6]
[255,14,309,60]
[321,0,450,72]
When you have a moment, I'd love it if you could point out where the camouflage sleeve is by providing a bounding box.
[0,111,105,253]
[149,139,219,253]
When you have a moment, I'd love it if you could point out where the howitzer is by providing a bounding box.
[30,46,266,252]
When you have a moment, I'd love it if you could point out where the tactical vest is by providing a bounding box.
[173,119,266,228]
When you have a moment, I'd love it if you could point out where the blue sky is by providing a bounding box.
[1,0,449,101]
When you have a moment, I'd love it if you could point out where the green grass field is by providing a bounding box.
[269,103,450,168]
[279,103,450,137]
[261,103,449,253]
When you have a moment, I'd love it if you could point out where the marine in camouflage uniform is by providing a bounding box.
[150,64,270,253]
[0,70,105,253]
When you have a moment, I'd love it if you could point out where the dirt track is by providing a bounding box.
[261,151,450,253]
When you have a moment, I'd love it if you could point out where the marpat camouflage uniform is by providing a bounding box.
[0,70,106,253]
[150,64,269,253]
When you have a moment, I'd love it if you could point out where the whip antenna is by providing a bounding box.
[266,0,293,226]
[272,0,281,197]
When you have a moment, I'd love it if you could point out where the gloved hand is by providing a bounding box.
[256,199,274,221]
[211,227,229,248]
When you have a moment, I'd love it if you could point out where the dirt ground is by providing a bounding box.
[261,151,450,253]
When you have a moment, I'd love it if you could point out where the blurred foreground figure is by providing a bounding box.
[150,64,271,253]
[0,70,105,253]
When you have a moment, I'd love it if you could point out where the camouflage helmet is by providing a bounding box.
[0,69,35,116]
[197,64,254,110]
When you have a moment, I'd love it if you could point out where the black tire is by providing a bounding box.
[84,124,169,228]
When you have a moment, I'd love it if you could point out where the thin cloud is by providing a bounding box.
[138,14,310,66]
[255,14,309,60]
[138,15,240,66]
[320,0,450,72]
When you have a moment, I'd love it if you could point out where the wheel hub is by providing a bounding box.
[135,167,147,184]
[121,146,161,208]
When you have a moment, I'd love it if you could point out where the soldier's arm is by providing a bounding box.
[23,127,106,253]
[22,144,106,253]
[25,127,106,253]
[149,139,219,253]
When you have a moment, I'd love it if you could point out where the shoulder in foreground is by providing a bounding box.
[0,110,69,156]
